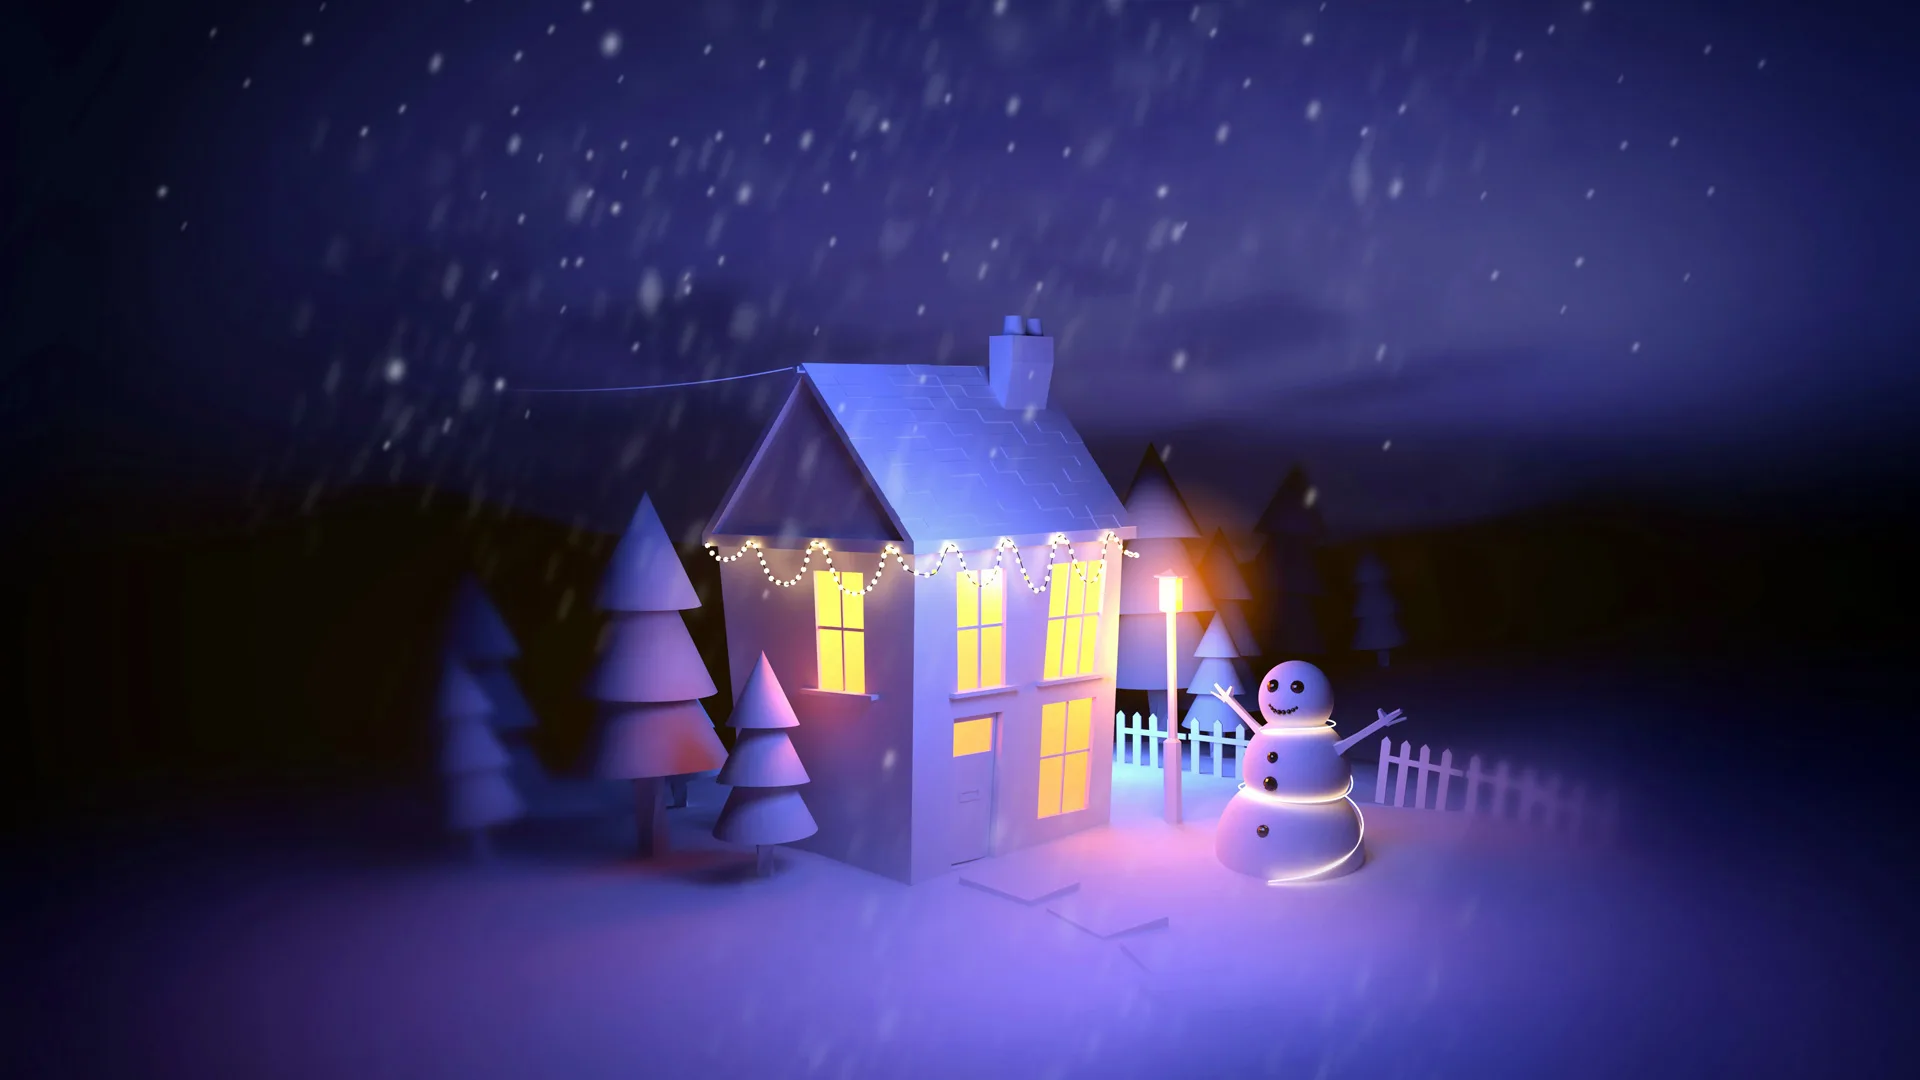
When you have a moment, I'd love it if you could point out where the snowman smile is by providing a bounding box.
[1265,703,1299,716]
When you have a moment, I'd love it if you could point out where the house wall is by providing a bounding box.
[907,541,1122,883]
[718,548,916,883]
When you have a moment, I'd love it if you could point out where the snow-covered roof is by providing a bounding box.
[796,363,1131,550]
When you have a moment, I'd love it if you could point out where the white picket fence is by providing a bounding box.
[1372,737,1620,843]
[1113,712,1250,779]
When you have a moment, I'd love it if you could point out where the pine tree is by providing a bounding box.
[1352,551,1406,667]
[1114,445,1214,740]
[1184,614,1255,750]
[1195,527,1261,660]
[586,493,729,858]
[713,653,818,876]
[435,658,524,859]
[1252,466,1328,656]
[443,575,545,791]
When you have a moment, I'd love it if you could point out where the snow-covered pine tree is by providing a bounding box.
[585,493,728,858]
[713,653,818,877]
[1115,445,1214,737]
[1196,527,1261,660]
[1184,613,1256,751]
[435,658,525,859]
[1352,551,1406,667]
[444,575,546,792]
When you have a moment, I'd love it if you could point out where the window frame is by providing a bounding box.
[812,570,866,694]
[1036,697,1094,819]
[954,567,1006,694]
[1042,559,1104,681]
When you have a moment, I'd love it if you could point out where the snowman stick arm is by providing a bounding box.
[1210,684,1263,729]
[1333,709,1406,755]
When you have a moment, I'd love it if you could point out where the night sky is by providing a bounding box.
[7,0,1918,540]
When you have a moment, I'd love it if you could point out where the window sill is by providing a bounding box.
[797,688,881,702]
[1036,672,1106,689]
[950,684,1018,702]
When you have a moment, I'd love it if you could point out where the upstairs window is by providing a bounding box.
[1042,560,1103,680]
[955,568,1005,693]
[813,570,866,694]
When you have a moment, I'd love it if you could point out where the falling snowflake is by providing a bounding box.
[1006,95,1021,117]
[384,358,407,384]
[427,52,444,74]
[600,31,622,58]
[1215,123,1230,144]
[1171,350,1188,372]
[1305,100,1322,121]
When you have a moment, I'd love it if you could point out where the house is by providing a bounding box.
[704,317,1137,885]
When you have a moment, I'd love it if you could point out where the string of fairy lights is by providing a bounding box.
[705,531,1140,597]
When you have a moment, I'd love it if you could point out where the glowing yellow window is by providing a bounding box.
[955,568,1005,693]
[1042,560,1103,681]
[813,570,865,694]
[1036,697,1093,818]
[953,716,993,756]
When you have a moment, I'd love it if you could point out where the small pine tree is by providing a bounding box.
[1184,613,1255,742]
[586,494,729,858]
[1352,552,1406,667]
[713,653,818,876]
[444,576,545,792]
[435,658,525,859]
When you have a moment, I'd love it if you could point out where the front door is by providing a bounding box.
[950,715,996,864]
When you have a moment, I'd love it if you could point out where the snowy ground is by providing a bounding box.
[11,741,1904,1080]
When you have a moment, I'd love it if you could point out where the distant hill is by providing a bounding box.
[5,478,1914,830]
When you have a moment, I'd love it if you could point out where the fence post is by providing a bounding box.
[1393,740,1412,807]
[1565,784,1588,839]
[1464,755,1484,815]
[1436,749,1455,812]
[1413,745,1434,810]
[1209,721,1222,776]
[1540,774,1564,830]
[1517,767,1540,824]
[1374,737,1391,804]
[1491,761,1513,818]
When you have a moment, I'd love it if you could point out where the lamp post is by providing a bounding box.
[1156,570,1184,825]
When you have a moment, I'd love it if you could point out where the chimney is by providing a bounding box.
[988,315,1054,411]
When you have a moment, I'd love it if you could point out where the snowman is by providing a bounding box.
[1207,661,1407,884]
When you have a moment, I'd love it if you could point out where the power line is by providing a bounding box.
[508,366,798,393]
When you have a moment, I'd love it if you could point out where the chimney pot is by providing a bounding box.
[1002,315,1025,334]
[1026,317,1043,335]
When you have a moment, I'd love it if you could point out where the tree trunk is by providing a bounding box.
[755,843,772,877]
[1377,649,1390,668]
[469,828,492,862]
[667,774,690,808]
[635,777,670,858]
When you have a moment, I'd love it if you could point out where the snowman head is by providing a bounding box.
[1257,661,1334,724]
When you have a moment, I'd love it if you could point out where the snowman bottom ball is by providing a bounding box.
[1216,791,1366,883]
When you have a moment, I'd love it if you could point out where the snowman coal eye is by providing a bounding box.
[1266,679,1279,693]
[1257,824,1269,837]
[1262,777,1277,791]
[1266,751,1278,763]
[1289,680,1304,694]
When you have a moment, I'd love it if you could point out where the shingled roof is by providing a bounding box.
[789,362,1131,551]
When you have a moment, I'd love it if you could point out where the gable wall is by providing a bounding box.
[718,546,916,882]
